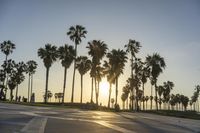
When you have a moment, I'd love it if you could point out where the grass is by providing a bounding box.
[142,110,200,120]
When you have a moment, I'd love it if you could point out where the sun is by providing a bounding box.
[99,81,109,96]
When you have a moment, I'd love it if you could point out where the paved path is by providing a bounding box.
[0,103,199,133]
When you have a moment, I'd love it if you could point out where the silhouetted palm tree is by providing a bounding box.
[163,81,174,109]
[145,96,149,110]
[157,85,164,110]
[26,60,37,102]
[1,59,15,99]
[107,49,127,106]
[103,61,115,108]
[14,62,26,101]
[121,93,127,110]
[141,64,150,110]
[111,98,115,108]
[124,39,141,110]
[76,56,91,103]
[87,40,107,105]
[0,69,6,99]
[38,44,58,103]
[146,53,166,111]
[58,44,75,103]
[67,25,87,103]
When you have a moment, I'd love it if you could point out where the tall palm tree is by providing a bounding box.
[141,64,150,110]
[121,93,127,110]
[26,60,37,102]
[87,40,107,105]
[14,62,26,101]
[146,53,166,111]
[124,39,141,110]
[103,61,115,108]
[107,49,127,106]
[0,69,6,100]
[67,25,87,103]
[7,69,18,101]
[76,56,91,103]
[58,44,75,103]
[38,44,58,103]
[0,40,16,97]
[145,96,149,110]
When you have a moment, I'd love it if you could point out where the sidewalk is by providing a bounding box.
[119,112,200,132]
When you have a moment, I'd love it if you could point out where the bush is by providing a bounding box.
[114,104,120,112]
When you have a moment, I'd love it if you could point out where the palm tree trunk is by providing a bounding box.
[115,77,118,105]
[62,67,67,104]
[15,85,18,101]
[155,83,158,111]
[131,91,134,111]
[10,89,13,101]
[95,77,98,105]
[135,88,139,111]
[4,55,8,100]
[80,74,83,103]
[45,67,49,103]
[71,44,77,103]
[108,83,111,108]
[28,74,30,102]
[150,84,153,110]
[142,83,145,110]
[90,77,93,103]
[30,74,33,100]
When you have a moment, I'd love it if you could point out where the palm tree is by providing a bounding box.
[7,70,18,101]
[146,53,166,111]
[0,41,16,97]
[1,59,16,99]
[163,81,174,109]
[58,44,75,103]
[103,61,115,108]
[157,85,164,110]
[87,40,107,105]
[76,56,91,103]
[14,62,26,101]
[0,40,15,62]
[107,49,127,106]
[26,60,37,102]
[38,44,58,103]
[121,93,127,110]
[122,84,130,110]
[141,64,150,110]
[145,96,149,110]
[124,39,141,110]
[0,69,6,100]
[67,25,87,103]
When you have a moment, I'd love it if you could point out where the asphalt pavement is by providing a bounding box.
[0,103,199,133]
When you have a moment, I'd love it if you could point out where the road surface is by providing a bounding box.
[0,103,199,133]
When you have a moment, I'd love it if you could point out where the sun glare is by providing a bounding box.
[99,81,109,96]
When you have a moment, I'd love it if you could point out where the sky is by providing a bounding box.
[0,0,200,107]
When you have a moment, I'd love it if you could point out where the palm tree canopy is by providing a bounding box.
[103,61,115,84]
[146,53,166,80]
[76,56,91,76]
[124,39,141,58]
[0,69,6,82]
[0,40,15,56]
[163,81,174,94]
[26,60,37,75]
[107,49,127,77]
[58,44,75,68]
[38,44,58,68]
[1,59,16,74]
[87,40,108,65]
[157,85,164,97]
[67,25,87,45]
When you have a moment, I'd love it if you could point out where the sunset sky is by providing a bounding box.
[0,0,200,107]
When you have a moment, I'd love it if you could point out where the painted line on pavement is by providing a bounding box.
[95,121,135,133]
[20,117,47,133]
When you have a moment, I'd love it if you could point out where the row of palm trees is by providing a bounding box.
[37,25,199,111]
[1,25,199,112]
[0,40,37,101]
